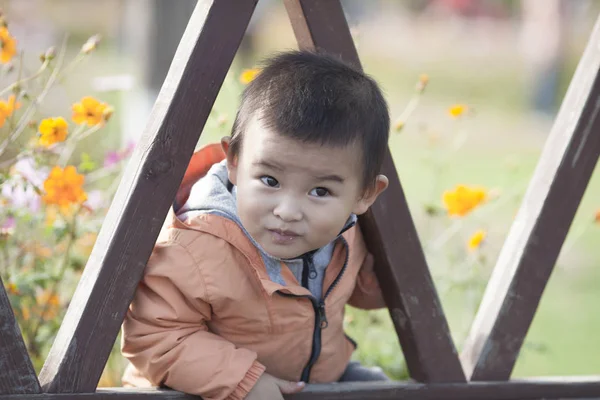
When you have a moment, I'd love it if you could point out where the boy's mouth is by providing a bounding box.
[268,229,300,244]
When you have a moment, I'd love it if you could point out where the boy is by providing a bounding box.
[121,50,390,400]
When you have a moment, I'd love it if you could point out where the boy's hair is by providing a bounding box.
[229,50,389,191]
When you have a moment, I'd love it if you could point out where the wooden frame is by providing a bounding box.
[460,15,600,381]
[2,0,600,399]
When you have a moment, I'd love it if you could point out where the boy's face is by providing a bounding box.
[226,115,387,259]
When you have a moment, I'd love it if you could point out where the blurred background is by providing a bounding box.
[1,0,600,385]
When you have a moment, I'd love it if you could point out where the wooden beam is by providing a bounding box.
[38,0,257,393]
[287,377,600,400]
[0,278,41,394]
[461,15,600,381]
[2,378,600,400]
[283,0,465,383]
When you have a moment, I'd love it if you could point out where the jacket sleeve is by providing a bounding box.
[346,224,387,310]
[121,237,265,400]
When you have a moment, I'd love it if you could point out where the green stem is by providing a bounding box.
[27,207,79,352]
[55,53,85,84]
[6,51,25,133]
[0,57,49,99]
[0,35,68,158]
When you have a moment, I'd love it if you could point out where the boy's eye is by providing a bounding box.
[260,175,280,188]
[310,187,330,197]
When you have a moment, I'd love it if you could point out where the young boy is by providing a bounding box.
[121,50,390,400]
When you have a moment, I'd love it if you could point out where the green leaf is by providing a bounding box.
[79,153,96,173]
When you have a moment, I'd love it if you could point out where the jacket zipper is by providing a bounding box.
[276,236,349,382]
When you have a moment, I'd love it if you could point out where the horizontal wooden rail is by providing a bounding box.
[1,378,600,400]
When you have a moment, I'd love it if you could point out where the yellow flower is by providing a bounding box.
[0,94,20,127]
[72,96,111,126]
[0,27,17,64]
[38,117,68,147]
[468,229,486,251]
[240,68,261,84]
[442,184,487,217]
[448,104,468,119]
[42,166,87,212]
[6,282,19,295]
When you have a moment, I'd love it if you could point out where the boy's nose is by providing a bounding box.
[273,197,302,222]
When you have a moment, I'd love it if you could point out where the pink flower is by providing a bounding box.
[103,141,135,168]
[1,216,15,234]
[103,150,120,168]
[14,157,48,188]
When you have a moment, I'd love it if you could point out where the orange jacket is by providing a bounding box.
[120,145,385,400]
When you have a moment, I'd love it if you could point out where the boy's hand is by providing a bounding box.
[245,373,305,400]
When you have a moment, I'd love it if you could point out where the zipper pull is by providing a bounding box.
[307,256,317,279]
[318,302,328,329]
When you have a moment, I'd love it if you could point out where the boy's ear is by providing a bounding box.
[353,175,389,215]
[221,136,238,184]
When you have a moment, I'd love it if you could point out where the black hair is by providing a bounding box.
[229,50,389,190]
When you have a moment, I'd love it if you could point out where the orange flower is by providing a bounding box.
[448,104,468,119]
[595,209,600,224]
[38,117,68,147]
[240,68,261,84]
[21,305,30,321]
[42,166,87,212]
[467,229,486,251]
[442,184,487,217]
[35,290,61,320]
[0,27,17,64]
[72,96,111,126]
[0,94,20,127]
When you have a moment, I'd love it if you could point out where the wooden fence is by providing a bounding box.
[2,1,600,398]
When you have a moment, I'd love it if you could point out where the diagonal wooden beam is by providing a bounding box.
[0,277,41,394]
[284,0,465,383]
[38,0,257,392]
[461,14,600,381]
